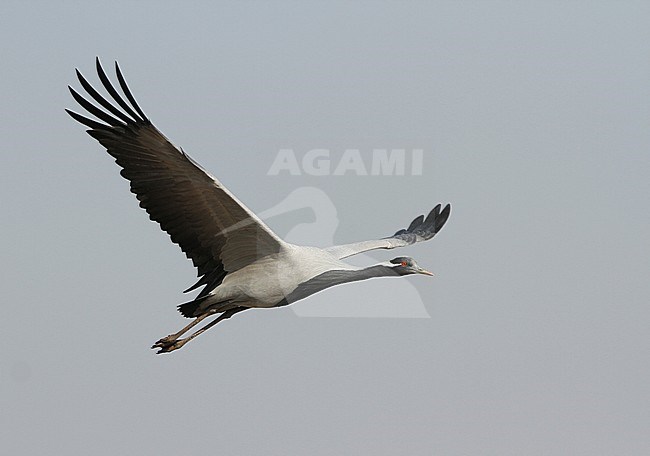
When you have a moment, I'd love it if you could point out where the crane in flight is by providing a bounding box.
[67,58,451,354]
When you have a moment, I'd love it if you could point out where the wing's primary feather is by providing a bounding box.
[67,58,286,297]
[325,204,451,260]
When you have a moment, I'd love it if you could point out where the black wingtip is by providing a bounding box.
[434,204,451,232]
[95,56,104,75]
[65,107,110,130]
[424,205,441,225]
[94,57,146,123]
[391,202,452,241]
[407,215,424,232]
[68,84,126,127]
[114,60,149,123]
[95,57,105,78]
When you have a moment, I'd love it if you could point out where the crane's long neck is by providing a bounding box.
[276,263,399,307]
[352,263,401,279]
[310,263,401,287]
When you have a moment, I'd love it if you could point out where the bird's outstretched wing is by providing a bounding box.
[325,204,451,260]
[67,58,286,297]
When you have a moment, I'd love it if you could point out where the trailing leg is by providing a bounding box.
[155,307,249,354]
[151,310,216,350]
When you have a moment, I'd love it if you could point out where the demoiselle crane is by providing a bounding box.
[67,58,451,354]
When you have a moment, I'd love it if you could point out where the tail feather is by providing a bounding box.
[177,295,211,318]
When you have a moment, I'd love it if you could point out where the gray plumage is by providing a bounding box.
[67,58,451,353]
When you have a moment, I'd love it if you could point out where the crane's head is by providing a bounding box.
[389,257,434,276]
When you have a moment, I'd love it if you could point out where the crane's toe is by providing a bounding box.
[152,334,177,349]
[155,339,188,354]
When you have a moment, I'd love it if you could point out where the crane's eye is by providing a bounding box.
[401,260,408,267]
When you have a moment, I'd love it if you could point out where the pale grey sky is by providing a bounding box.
[2,1,650,455]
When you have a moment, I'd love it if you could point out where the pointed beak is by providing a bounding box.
[417,267,434,276]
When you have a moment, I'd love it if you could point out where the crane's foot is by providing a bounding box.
[153,337,189,354]
[152,334,183,353]
[151,334,177,349]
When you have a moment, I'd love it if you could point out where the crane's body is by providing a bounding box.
[198,245,351,310]
[67,58,451,353]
